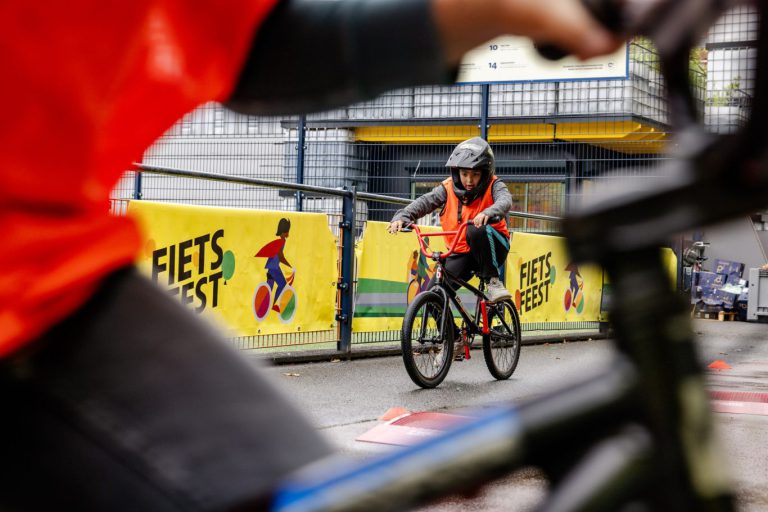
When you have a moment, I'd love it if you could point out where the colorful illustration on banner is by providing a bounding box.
[406,238,435,304]
[514,252,554,315]
[563,263,585,314]
[221,250,236,283]
[253,218,297,323]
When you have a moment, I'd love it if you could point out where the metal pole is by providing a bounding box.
[337,186,356,356]
[296,116,307,212]
[133,170,143,200]
[480,84,490,140]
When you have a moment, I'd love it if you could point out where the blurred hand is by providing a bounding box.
[473,213,489,227]
[388,220,404,234]
[433,0,622,65]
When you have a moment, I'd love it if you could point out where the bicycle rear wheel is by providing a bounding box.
[482,299,521,380]
[401,291,454,388]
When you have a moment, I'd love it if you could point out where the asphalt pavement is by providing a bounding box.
[249,319,768,511]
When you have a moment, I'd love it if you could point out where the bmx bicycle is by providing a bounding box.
[400,221,521,388]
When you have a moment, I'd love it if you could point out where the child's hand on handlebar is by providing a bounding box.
[472,213,489,227]
[388,220,405,234]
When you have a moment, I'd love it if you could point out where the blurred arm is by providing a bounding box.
[227,0,620,115]
[227,0,451,115]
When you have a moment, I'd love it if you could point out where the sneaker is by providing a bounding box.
[486,277,512,303]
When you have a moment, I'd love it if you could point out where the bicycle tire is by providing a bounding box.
[401,291,454,388]
[482,299,521,380]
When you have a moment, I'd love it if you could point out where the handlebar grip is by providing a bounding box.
[535,0,625,60]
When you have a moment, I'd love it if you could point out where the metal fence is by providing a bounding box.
[111,23,759,353]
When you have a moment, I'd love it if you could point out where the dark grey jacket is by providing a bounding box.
[391,179,513,225]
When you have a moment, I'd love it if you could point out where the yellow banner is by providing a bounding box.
[353,221,446,332]
[353,223,680,332]
[508,232,604,323]
[128,201,337,336]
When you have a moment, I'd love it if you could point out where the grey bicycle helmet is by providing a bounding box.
[445,137,495,203]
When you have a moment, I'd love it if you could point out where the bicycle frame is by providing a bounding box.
[410,222,501,349]
[437,270,489,335]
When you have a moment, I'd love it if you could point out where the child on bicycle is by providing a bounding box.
[388,137,513,303]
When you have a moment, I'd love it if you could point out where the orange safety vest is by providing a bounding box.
[0,0,279,357]
[439,176,510,254]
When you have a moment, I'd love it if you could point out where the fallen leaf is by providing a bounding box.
[282,372,301,377]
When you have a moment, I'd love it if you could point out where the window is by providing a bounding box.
[508,182,564,232]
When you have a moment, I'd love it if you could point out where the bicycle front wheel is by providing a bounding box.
[482,299,521,380]
[401,291,454,388]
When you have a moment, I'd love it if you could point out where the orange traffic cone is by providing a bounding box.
[708,360,732,370]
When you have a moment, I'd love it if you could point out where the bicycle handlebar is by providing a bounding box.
[405,213,504,260]
[409,222,469,261]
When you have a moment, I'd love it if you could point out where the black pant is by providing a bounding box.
[439,225,510,292]
[0,268,331,511]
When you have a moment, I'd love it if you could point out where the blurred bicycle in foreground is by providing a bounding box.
[271,1,764,510]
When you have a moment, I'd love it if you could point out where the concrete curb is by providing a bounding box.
[253,331,610,366]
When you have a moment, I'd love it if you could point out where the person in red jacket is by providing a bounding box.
[0,0,618,510]
[388,137,513,303]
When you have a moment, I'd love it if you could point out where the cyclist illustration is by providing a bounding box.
[563,262,584,314]
[406,238,435,305]
[253,218,297,323]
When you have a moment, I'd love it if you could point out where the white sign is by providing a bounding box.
[457,36,628,84]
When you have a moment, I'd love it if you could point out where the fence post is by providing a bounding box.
[295,116,307,212]
[337,186,356,356]
[133,171,143,200]
[480,84,490,140]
